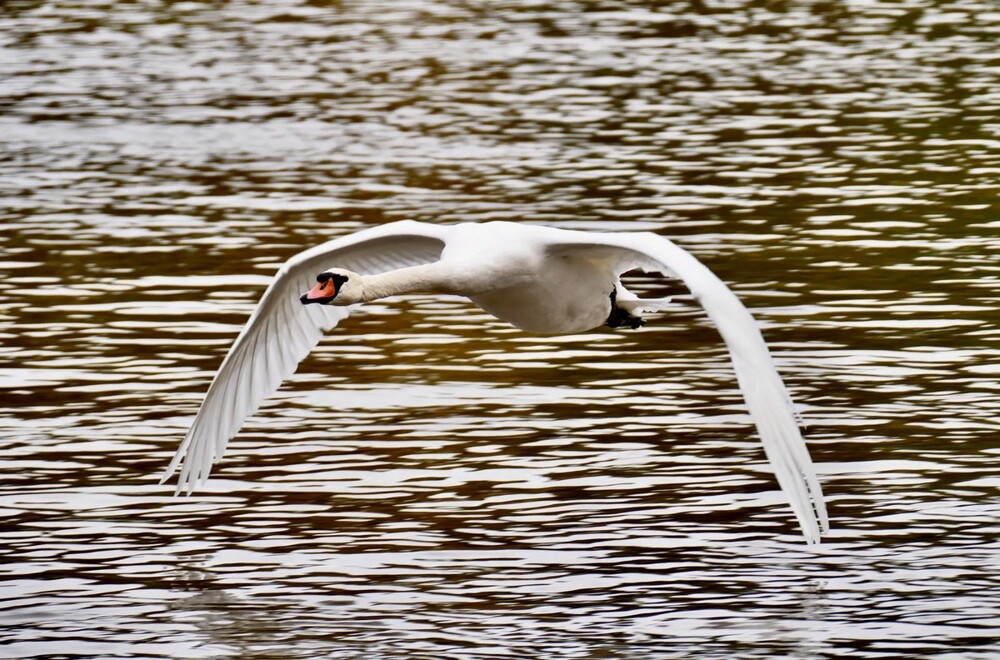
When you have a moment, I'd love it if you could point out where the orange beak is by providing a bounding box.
[300,279,337,304]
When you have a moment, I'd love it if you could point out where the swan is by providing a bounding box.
[161,220,829,544]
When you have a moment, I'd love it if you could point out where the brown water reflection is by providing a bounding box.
[2,0,999,658]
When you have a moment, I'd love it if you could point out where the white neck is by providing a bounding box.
[359,262,459,303]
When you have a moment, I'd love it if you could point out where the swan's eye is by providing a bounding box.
[316,272,349,289]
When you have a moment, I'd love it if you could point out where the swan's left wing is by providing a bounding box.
[162,220,451,494]
[545,231,829,544]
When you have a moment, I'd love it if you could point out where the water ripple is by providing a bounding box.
[2,0,999,658]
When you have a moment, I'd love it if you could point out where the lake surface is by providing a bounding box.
[1,1,999,657]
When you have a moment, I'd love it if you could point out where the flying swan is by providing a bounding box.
[161,220,829,544]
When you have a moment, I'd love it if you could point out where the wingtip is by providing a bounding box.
[159,469,188,498]
[797,491,830,545]
[805,525,829,546]
[158,461,179,490]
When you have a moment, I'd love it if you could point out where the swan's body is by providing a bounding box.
[161,220,829,544]
[470,242,614,334]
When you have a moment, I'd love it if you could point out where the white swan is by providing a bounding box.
[161,220,829,544]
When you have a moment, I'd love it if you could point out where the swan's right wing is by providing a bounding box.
[546,231,828,544]
[162,220,451,494]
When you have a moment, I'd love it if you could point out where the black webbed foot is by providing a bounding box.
[606,289,646,330]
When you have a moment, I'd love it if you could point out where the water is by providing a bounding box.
[2,0,999,657]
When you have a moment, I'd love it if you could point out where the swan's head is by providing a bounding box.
[300,268,361,306]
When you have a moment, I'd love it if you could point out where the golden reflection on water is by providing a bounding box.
[1,0,999,657]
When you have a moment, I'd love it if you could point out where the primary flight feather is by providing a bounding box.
[162,220,829,544]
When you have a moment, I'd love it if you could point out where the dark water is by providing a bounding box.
[2,1,999,657]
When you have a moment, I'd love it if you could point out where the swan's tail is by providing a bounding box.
[619,297,672,317]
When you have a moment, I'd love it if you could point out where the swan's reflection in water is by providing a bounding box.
[169,547,837,658]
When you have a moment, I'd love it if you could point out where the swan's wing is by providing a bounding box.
[546,232,828,544]
[162,220,451,494]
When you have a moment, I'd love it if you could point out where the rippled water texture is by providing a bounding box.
[2,1,999,657]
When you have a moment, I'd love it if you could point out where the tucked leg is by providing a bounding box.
[606,289,646,329]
